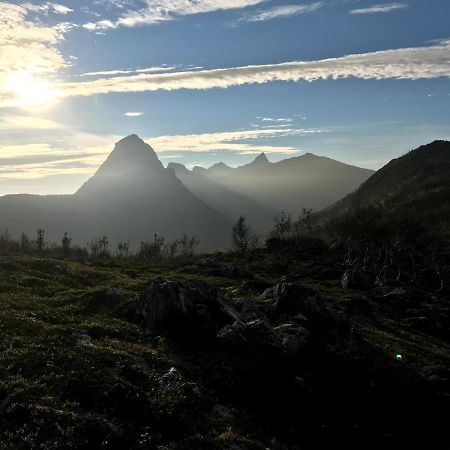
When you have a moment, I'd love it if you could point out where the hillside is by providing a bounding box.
[319,140,450,232]
[0,243,448,449]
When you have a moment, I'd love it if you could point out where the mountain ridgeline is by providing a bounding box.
[318,140,450,233]
[0,133,386,249]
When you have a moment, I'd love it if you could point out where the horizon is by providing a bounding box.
[0,0,449,196]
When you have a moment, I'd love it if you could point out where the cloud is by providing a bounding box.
[240,2,324,23]
[0,114,62,130]
[53,40,450,101]
[0,2,69,106]
[83,0,266,30]
[257,116,293,123]
[350,3,408,14]
[22,2,74,15]
[124,111,144,117]
[78,65,178,77]
[148,127,323,154]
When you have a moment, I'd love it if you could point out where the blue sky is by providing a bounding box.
[0,0,449,194]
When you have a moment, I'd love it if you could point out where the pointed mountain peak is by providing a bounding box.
[251,152,270,165]
[118,133,143,144]
[76,135,164,195]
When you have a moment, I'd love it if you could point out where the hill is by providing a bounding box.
[319,140,450,232]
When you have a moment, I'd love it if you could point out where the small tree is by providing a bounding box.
[20,232,32,253]
[88,235,110,258]
[0,229,11,254]
[62,232,73,257]
[273,212,291,240]
[232,216,256,253]
[164,240,179,262]
[179,234,199,260]
[117,241,130,259]
[294,208,314,238]
[139,234,165,264]
[35,229,46,254]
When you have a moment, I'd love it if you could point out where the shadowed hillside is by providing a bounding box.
[319,140,450,232]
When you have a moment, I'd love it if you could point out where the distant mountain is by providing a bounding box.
[198,152,374,217]
[168,159,275,233]
[0,135,230,249]
[318,140,450,232]
[0,135,377,249]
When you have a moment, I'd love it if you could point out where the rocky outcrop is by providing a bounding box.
[127,278,341,361]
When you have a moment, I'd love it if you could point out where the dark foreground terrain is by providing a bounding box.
[0,242,449,450]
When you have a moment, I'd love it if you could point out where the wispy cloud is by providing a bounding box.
[50,40,450,103]
[78,66,178,77]
[350,2,408,15]
[240,2,324,23]
[124,112,144,117]
[257,116,293,123]
[22,2,73,15]
[149,127,324,154]
[84,0,266,30]
[0,114,62,130]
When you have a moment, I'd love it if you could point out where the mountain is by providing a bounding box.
[0,135,230,249]
[318,140,450,232]
[200,152,374,217]
[168,160,275,233]
[0,135,376,249]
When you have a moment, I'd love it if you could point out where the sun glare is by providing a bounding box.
[5,71,57,107]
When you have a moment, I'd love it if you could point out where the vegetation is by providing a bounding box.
[231,216,257,253]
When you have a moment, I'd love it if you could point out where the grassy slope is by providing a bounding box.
[318,140,450,232]
[0,252,449,449]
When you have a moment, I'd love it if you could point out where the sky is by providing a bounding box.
[0,0,449,195]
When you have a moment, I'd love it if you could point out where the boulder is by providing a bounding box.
[88,287,129,313]
[127,279,240,338]
[270,281,334,327]
[341,268,372,290]
[217,319,283,356]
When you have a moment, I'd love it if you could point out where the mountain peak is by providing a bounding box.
[76,134,164,195]
[118,134,142,144]
[251,152,270,166]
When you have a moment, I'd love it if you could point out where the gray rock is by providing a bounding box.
[127,279,240,337]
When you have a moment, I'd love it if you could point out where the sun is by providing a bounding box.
[5,71,57,107]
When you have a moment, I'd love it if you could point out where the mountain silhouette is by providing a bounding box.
[0,135,376,248]
[198,152,374,216]
[0,135,230,249]
[319,140,450,230]
[168,161,275,233]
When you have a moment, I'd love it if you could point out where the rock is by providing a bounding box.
[127,279,240,338]
[271,282,333,326]
[275,323,311,356]
[197,257,220,268]
[229,298,269,323]
[89,287,129,313]
[217,319,283,356]
[240,279,273,292]
[71,328,91,344]
[212,265,253,279]
[341,269,372,290]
